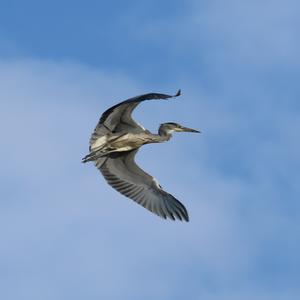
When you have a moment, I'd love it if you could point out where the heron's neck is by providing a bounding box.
[157,128,172,141]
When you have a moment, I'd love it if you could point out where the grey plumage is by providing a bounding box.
[82,90,199,222]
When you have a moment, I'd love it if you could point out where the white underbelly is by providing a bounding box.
[114,145,135,152]
[91,136,108,150]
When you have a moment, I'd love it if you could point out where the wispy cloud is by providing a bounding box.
[1,2,299,298]
[0,57,299,300]
[131,0,300,67]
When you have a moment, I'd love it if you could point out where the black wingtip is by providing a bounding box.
[174,89,181,97]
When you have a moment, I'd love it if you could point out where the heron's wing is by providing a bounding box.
[90,90,181,146]
[96,149,189,221]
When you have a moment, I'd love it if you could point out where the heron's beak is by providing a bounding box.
[180,126,201,133]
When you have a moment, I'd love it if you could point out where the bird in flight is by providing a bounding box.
[82,90,200,221]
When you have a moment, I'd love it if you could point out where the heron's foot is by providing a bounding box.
[82,146,118,162]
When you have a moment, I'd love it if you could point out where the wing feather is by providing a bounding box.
[96,149,189,221]
[90,90,181,146]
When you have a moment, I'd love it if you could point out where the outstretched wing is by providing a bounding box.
[90,90,181,146]
[96,149,189,221]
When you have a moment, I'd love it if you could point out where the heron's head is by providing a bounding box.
[159,122,200,136]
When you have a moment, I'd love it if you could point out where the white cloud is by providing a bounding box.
[133,0,300,68]
[192,0,300,65]
[0,58,299,300]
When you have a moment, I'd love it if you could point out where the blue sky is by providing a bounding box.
[0,1,299,299]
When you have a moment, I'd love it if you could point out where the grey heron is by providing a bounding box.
[82,90,200,221]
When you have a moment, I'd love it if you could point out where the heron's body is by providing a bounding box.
[82,90,199,222]
[87,132,170,159]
